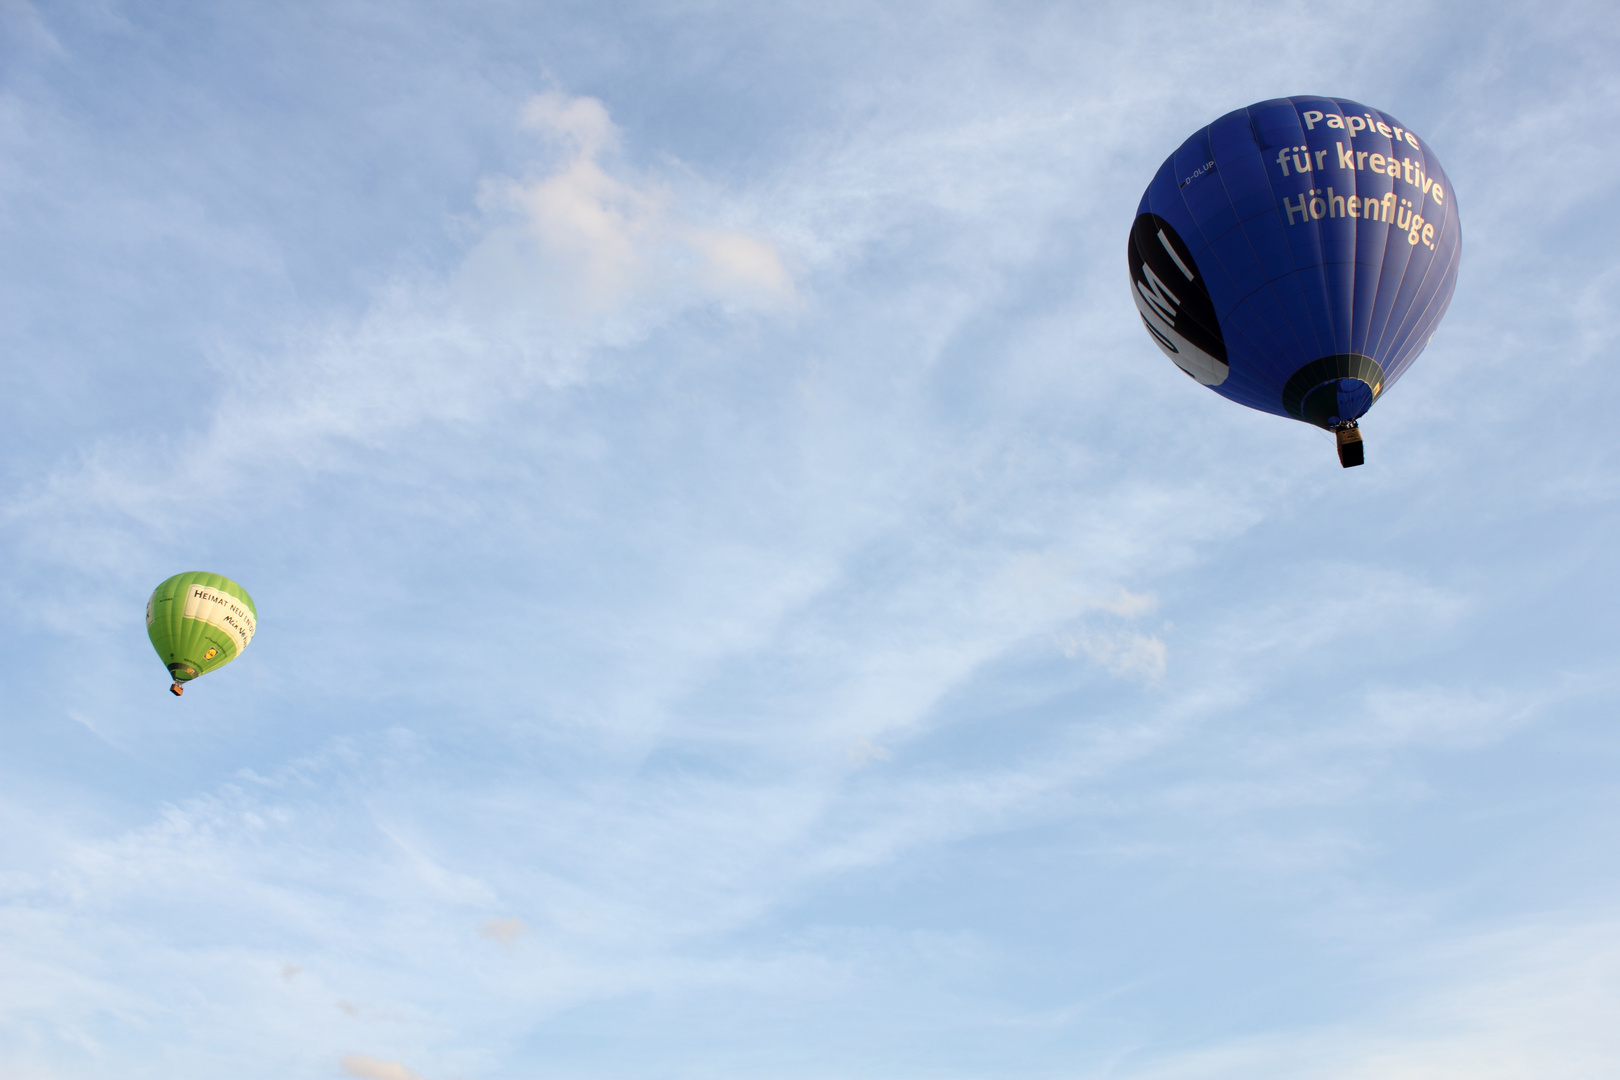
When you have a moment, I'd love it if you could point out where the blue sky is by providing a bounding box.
[3,1,1619,1078]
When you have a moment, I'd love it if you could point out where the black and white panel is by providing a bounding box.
[1127,214,1229,386]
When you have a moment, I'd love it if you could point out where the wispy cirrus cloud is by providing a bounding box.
[1122,917,1620,1080]
[3,2,1619,1079]
[4,90,796,575]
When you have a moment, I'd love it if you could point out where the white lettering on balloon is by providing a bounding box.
[1271,107,1447,249]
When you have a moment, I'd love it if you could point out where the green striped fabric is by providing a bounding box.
[145,572,258,685]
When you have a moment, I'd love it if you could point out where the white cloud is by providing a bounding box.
[519,92,617,157]
[340,1053,425,1080]
[1091,586,1158,617]
[477,916,529,946]
[465,91,795,317]
[844,738,893,767]
[1066,630,1168,681]
[687,227,795,298]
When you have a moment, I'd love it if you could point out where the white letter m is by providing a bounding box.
[1136,263,1181,323]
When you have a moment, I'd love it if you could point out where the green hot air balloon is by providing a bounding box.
[145,572,258,696]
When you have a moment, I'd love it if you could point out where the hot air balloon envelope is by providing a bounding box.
[146,572,257,694]
[1129,96,1461,464]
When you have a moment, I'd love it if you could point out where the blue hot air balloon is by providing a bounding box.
[1129,96,1461,467]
